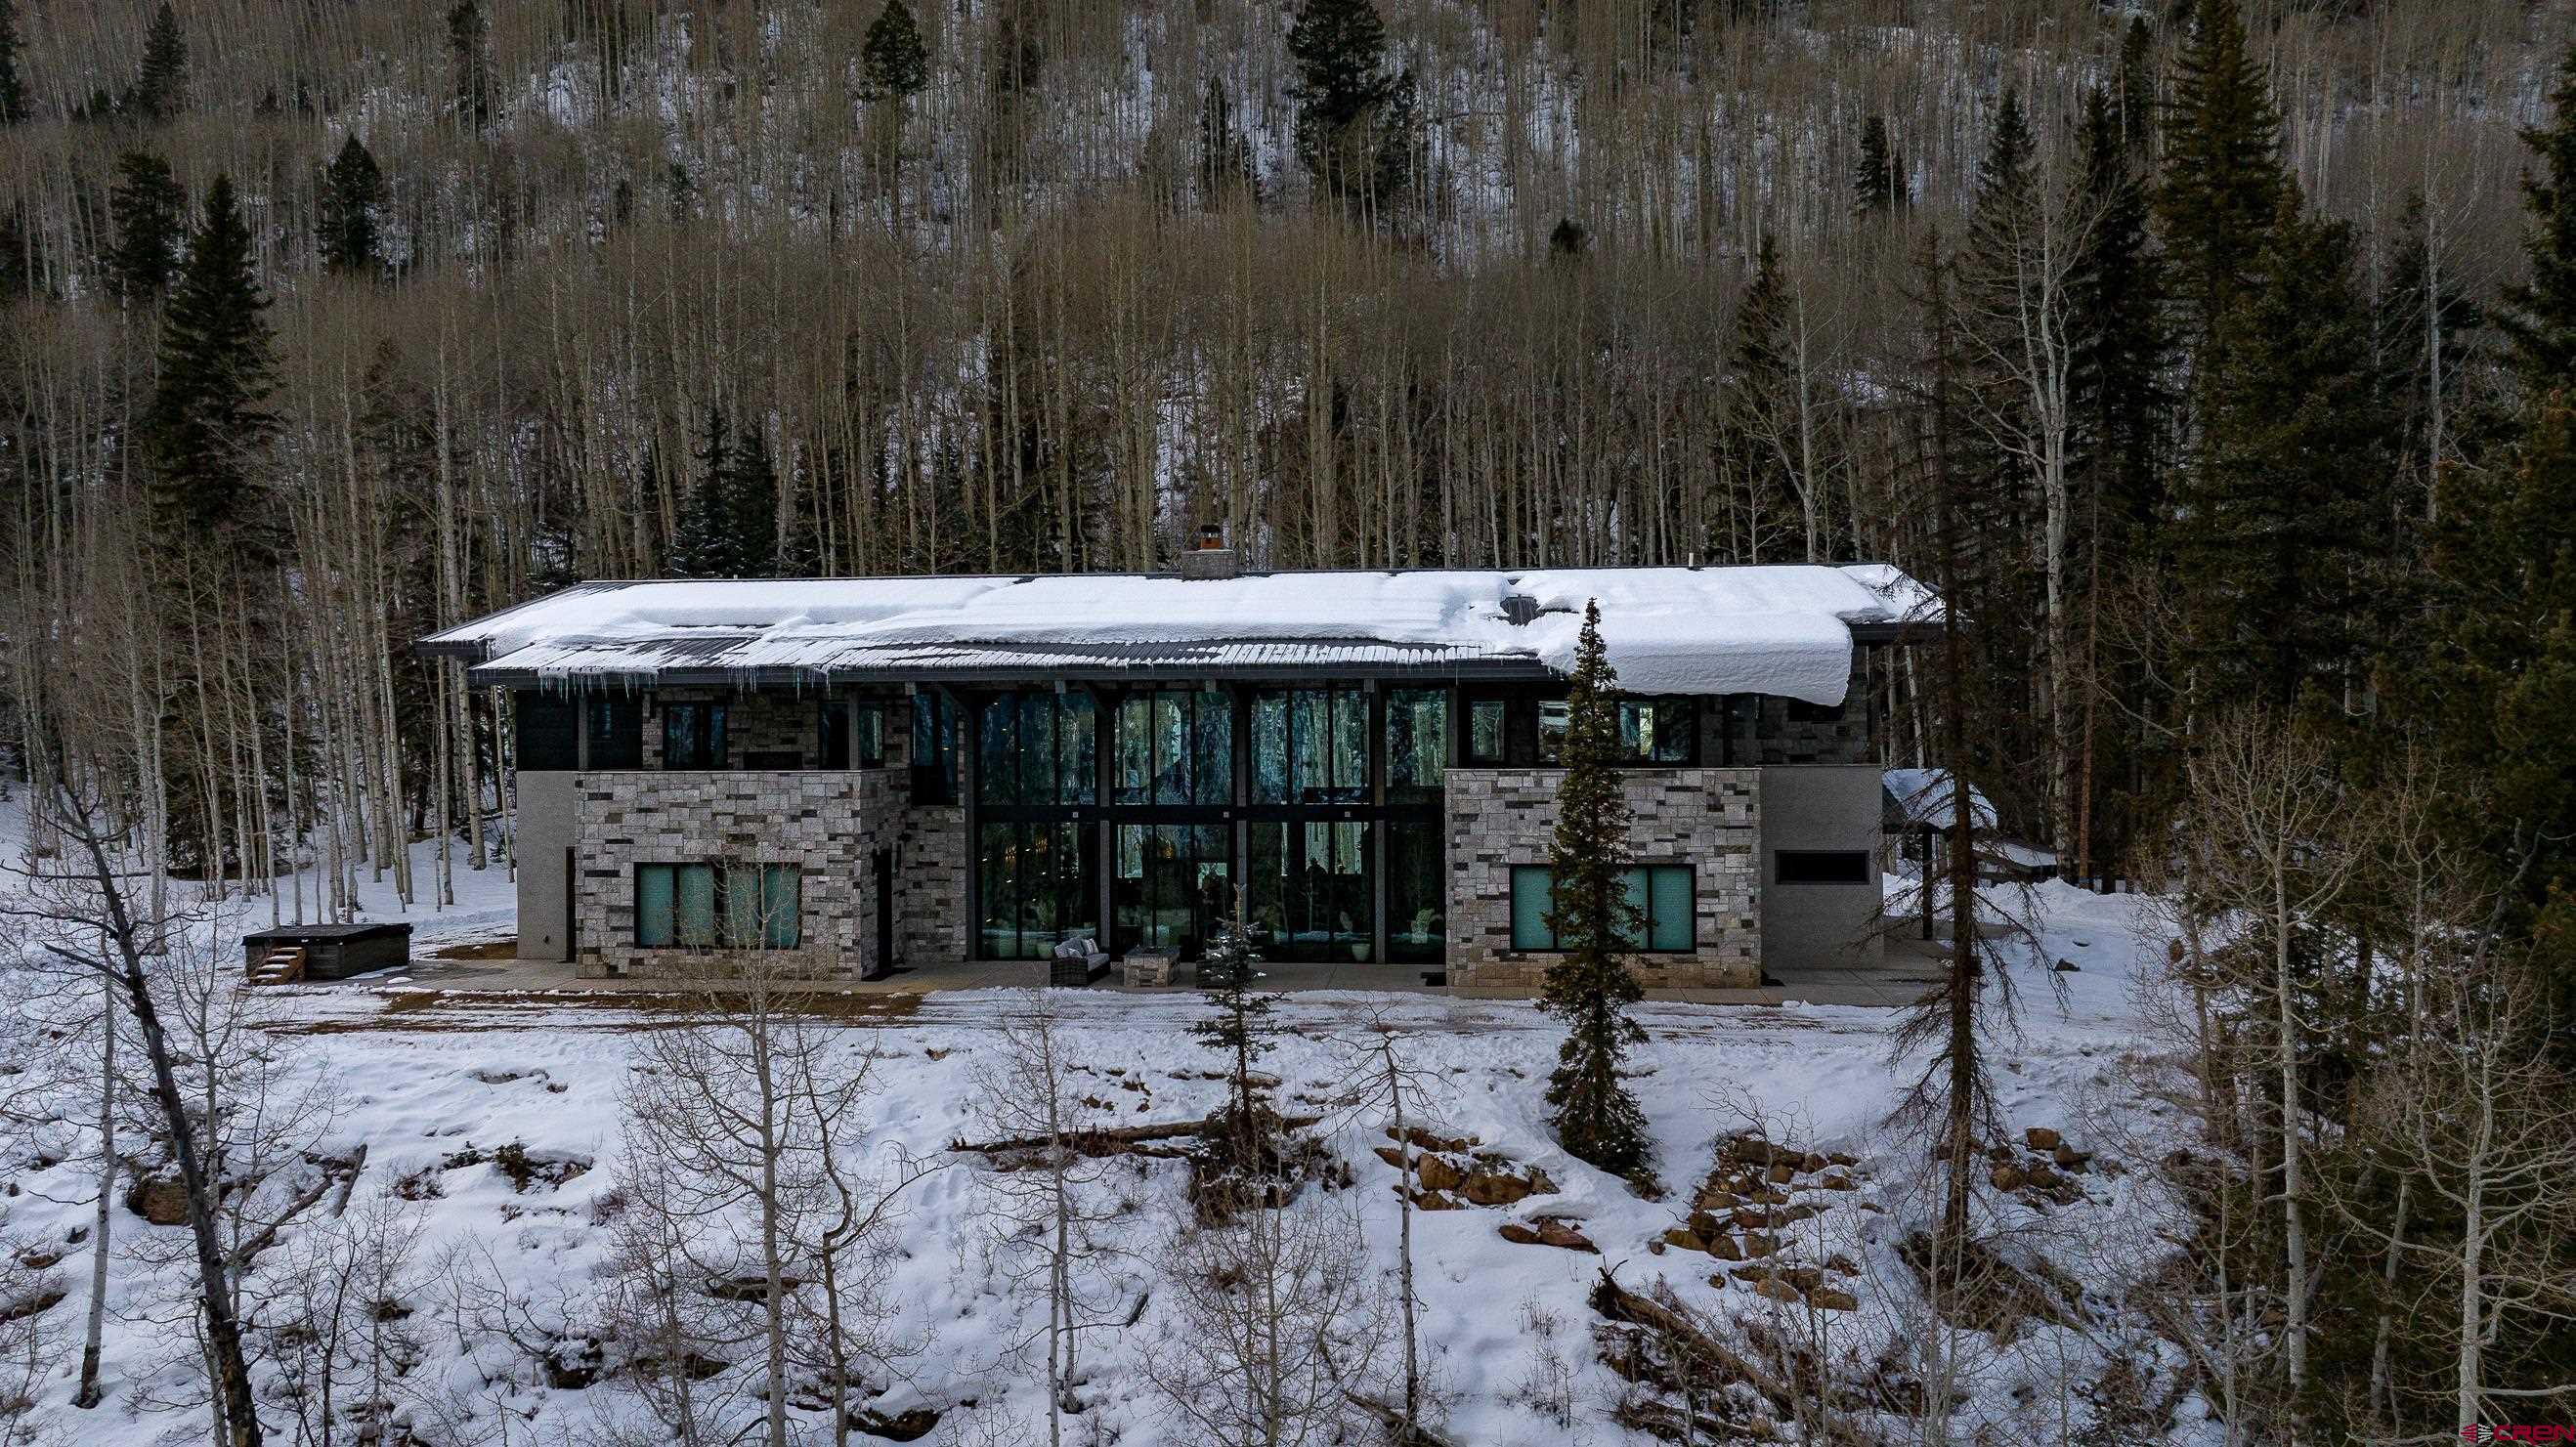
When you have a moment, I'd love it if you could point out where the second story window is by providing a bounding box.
[662,701,727,769]
[1539,697,1696,765]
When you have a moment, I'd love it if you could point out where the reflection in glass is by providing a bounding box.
[1386,690,1446,802]
[1466,698,1505,764]
[1111,824,1230,957]
[1387,822,1444,963]
[977,821,1098,959]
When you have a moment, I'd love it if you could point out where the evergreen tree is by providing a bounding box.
[2175,202,2392,705]
[2501,41,2576,393]
[1548,216,1587,259]
[130,3,187,122]
[1538,602,1653,1178]
[447,0,490,131]
[1195,78,1257,209]
[860,0,928,104]
[725,421,780,575]
[2377,192,2490,497]
[1287,0,1417,217]
[2117,16,2156,151]
[105,149,187,304]
[1854,115,1896,215]
[2422,392,2576,1033]
[0,0,31,126]
[0,206,29,302]
[2155,0,2287,343]
[1193,915,1283,1170]
[670,406,737,576]
[318,134,386,275]
[145,175,279,539]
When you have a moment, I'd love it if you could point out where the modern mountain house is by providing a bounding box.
[416,550,1938,990]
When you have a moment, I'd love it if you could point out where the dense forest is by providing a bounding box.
[5,0,2576,1439]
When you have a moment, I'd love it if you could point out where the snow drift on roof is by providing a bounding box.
[423,565,1934,704]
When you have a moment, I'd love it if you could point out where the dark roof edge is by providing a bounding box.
[470,659,1566,690]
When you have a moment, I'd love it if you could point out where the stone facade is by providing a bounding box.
[1443,767,1762,990]
[571,768,897,978]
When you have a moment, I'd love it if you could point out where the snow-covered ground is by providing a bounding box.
[0,809,2204,1445]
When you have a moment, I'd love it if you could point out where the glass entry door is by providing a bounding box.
[1112,823,1230,957]
[1245,820,1376,962]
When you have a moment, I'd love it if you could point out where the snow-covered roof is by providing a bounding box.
[1882,768,1998,830]
[420,565,1938,705]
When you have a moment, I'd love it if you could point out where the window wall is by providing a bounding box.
[1114,690,1228,805]
[978,692,1098,806]
[1507,864,1694,952]
[1114,824,1229,955]
[634,863,800,949]
[978,821,1098,958]
[1252,688,1366,803]
[1245,820,1374,962]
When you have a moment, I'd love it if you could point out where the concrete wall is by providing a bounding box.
[1443,768,1762,990]
[568,769,900,978]
[1755,765,1888,967]
[515,772,578,963]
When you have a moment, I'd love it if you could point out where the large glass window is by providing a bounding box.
[979,691,1098,806]
[978,822,1098,959]
[1245,820,1376,962]
[1538,698,1696,765]
[517,693,579,771]
[1386,690,1446,804]
[635,863,800,949]
[911,694,959,804]
[662,702,727,769]
[1113,824,1230,956]
[1252,688,1369,803]
[1508,864,1694,952]
[587,695,644,768]
[1464,698,1507,765]
[1113,690,1227,805]
[1387,821,1444,964]
[818,699,885,770]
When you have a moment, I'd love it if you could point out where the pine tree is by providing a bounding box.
[0,0,31,126]
[1854,115,1898,214]
[860,0,928,104]
[1725,234,1804,558]
[670,406,737,576]
[1287,0,1416,217]
[2502,42,2576,393]
[725,421,780,575]
[1538,602,1653,1178]
[447,0,490,131]
[318,135,386,275]
[1196,78,1257,209]
[105,149,187,304]
[2117,16,2156,151]
[0,206,29,302]
[1193,915,1281,1170]
[130,3,187,122]
[2176,202,2392,705]
[2156,0,2287,343]
[2422,391,2576,1035]
[145,175,279,540]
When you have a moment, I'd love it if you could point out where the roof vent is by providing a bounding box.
[1500,594,1542,625]
[1179,525,1241,580]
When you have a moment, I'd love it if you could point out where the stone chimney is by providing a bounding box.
[1178,524,1241,580]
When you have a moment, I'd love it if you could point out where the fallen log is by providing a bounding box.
[1589,1266,1798,1415]
[950,1113,1321,1157]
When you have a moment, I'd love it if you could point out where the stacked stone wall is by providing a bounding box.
[1444,767,1761,990]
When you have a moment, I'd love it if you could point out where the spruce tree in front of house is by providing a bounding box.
[146,175,279,541]
[1539,601,1653,1178]
[1193,914,1283,1180]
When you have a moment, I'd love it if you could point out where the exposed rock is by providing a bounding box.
[1799,1153,1830,1173]
[1819,1173,1858,1191]
[2053,1143,2092,1172]
[1688,1211,1724,1240]
[2024,1128,2062,1152]
[1990,1164,2029,1192]
[1414,1154,1465,1192]
[1827,1152,1860,1167]
[1739,1232,1780,1258]
[1461,1168,1549,1207]
[1749,1276,1801,1303]
[851,1406,941,1441]
[1704,1233,1743,1261]
[1499,1217,1595,1254]
[1764,1162,1795,1185]
[1751,1188,1790,1206]
[1810,1287,1859,1311]
[1411,1189,1464,1211]
[125,1174,189,1226]
[1660,1227,1705,1253]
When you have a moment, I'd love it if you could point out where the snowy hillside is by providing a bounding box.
[0,813,2208,1445]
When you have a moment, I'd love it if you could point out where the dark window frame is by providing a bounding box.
[1461,696,1509,766]
[1774,850,1871,885]
[911,693,960,804]
[1507,862,1696,953]
[660,701,728,770]
[633,862,802,950]
[587,695,644,769]
[1535,696,1699,766]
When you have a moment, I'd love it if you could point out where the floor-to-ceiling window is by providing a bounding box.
[1106,688,1230,956]
[973,691,1099,958]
